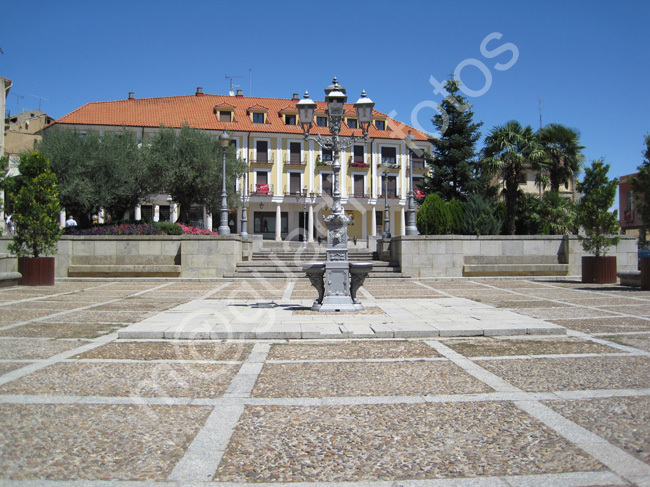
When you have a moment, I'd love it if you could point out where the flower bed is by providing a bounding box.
[63,222,217,236]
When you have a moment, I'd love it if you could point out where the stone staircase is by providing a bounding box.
[225,243,407,279]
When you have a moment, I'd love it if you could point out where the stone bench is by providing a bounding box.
[68,255,181,278]
[463,255,569,277]
[0,254,20,287]
[617,270,641,287]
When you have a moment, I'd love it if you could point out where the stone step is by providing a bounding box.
[223,271,409,279]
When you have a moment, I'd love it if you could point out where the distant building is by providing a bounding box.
[4,109,54,161]
[619,172,647,240]
[45,88,432,240]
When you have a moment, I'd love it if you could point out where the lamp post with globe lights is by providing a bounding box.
[297,77,374,311]
[218,130,231,235]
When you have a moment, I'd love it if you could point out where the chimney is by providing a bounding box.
[291,93,299,101]
[128,92,135,100]
[195,87,204,96]
[236,89,243,97]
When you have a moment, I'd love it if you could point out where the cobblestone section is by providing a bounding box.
[0,278,648,486]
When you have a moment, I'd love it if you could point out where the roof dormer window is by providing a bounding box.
[219,111,232,122]
[253,112,265,124]
[375,119,386,130]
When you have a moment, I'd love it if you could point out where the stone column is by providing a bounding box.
[308,203,314,242]
[275,204,282,241]
[400,207,406,236]
[134,204,141,221]
[170,203,178,223]
[370,205,377,237]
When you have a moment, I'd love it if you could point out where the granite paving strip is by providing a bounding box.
[168,342,272,483]
[0,322,126,339]
[214,401,604,483]
[0,403,212,481]
[0,362,30,375]
[515,307,621,320]
[252,361,493,398]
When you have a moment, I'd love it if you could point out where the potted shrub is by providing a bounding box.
[5,152,61,285]
[575,159,620,283]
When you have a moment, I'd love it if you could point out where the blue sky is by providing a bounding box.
[2,0,649,188]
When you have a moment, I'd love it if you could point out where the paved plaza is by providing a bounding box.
[0,278,649,486]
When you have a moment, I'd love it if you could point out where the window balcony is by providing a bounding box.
[250,154,275,165]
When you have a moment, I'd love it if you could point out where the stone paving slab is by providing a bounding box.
[0,403,212,481]
[119,297,567,340]
[214,402,605,483]
[252,361,492,398]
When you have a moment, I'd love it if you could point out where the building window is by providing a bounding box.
[518,172,527,184]
[386,175,397,198]
[253,112,265,124]
[322,173,333,196]
[353,175,365,197]
[219,111,232,122]
[375,120,386,130]
[412,152,426,170]
[289,173,301,195]
[316,116,327,127]
[348,118,358,129]
[353,145,364,164]
[322,148,333,162]
[289,142,301,164]
[256,140,269,163]
[381,147,397,165]
[285,114,296,125]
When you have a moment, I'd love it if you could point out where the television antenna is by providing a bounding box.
[537,97,544,129]
[11,93,24,113]
[30,94,50,110]
[225,74,244,96]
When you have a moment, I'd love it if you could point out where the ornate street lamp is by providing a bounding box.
[381,164,391,239]
[405,130,419,235]
[218,130,231,235]
[240,159,249,239]
[298,77,374,312]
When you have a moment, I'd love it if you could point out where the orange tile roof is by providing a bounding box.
[54,93,430,141]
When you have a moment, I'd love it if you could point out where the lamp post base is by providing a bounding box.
[312,296,364,312]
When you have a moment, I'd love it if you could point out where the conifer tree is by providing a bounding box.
[630,134,650,245]
[422,78,485,202]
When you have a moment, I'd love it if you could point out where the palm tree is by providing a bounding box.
[482,121,546,235]
[537,123,585,194]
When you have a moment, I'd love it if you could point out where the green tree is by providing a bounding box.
[5,152,61,257]
[516,191,576,235]
[576,160,620,256]
[537,123,585,192]
[144,124,245,223]
[422,78,484,202]
[630,134,650,246]
[447,198,463,234]
[38,127,146,223]
[416,193,451,235]
[482,120,546,235]
[461,193,502,236]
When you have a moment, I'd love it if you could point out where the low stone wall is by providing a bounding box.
[1,236,245,279]
[384,235,638,279]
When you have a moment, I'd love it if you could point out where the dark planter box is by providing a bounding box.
[642,257,650,290]
[18,257,55,286]
[581,256,617,284]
